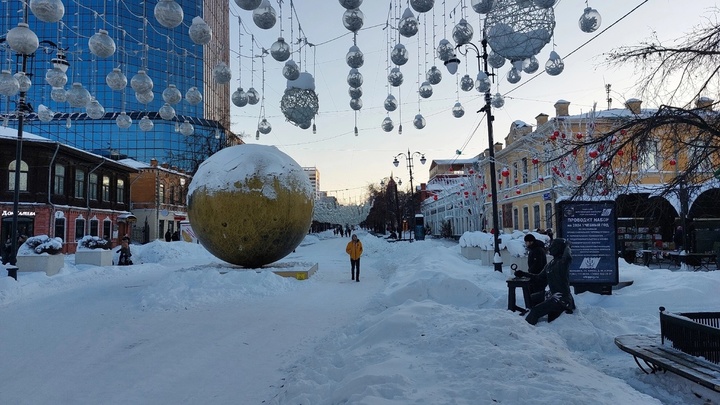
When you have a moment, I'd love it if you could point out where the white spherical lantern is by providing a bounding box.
[258,118,272,134]
[391,43,409,66]
[189,16,213,45]
[410,0,434,13]
[339,0,362,9]
[348,86,362,99]
[246,87,259,105]
[388,68,403,87]
[253,0,277,30]
[180,120,195,136]
[346,45,364,69]
[88,29,116,58]
[105,68,127,90]
[349,98,362,111]
[545,51,564,76]
[342,8,364,32]
[270,37,291,62]
[162,84,182,104]
[471,0,494,14]
[7,23,39,55]
[234,0,262,10]
[452,19,473,46]
[213,62,232,84]
[116,112,132,129]
[460,74,474,92]
[436,39,455,62]
[154,0,184,29]
[384,94,398,112]
[488,51,506,69]
[159,103,176,120]
[381,116,394,132]
[45,67,68,88]
[29,0,65,23]
[139,116,154,131]
[186,86,203,105]
[579,7,601,33]
[413,113,426,129]
[485,2,554,61]
[130,70,153,93]
[14,72,31,92]
[135,90,154,105]
[283,60,300,80]
[66,82,91,108]
[86,98,105,119]
[419,81,433,98]
[491,92,505,108]
[398,8,418,38]
[232,87,248,107]
[280,73,320,126]
[347,68,363,88]
[426,66,442,85]
[37,104,55,122]
[522,56,539,74]
[452,102,465,118]
[50,87,66,102]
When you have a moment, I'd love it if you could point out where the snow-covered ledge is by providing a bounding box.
[459,230,550,270]
[75,249,113,266]
[16,253,65,276]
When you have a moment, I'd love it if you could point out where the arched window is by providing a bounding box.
[8,160,28,191]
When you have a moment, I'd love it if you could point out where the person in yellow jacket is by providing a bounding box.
[345,234,363,282]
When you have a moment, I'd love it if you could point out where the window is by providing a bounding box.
[513,162,519,185]
[90,219,99,236]
[640,140,659,171]
[103,219,111,239]
[170,186,176,205]
[523,206,529,230]
[75,218,85,240]
[75,169,85,198]
[545,203,553,230]
[513,208,519,230]
[522,158,528,183]
[533,205,541,229]
[8,160,28,191]
[159,219,165,238]
[117,179,125,203]
[89,173,98,200]
[159,184,165,204]
[54,164,65,194]
[102,176,110,201]
[55,217,66,242]
[534,162,540,181]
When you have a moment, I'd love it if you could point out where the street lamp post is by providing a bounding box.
[444,35,503,272]
[393,150,426,241]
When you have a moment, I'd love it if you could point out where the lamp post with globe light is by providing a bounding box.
[393,150,426,241]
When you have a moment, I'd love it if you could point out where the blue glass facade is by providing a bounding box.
[1,0,230,172]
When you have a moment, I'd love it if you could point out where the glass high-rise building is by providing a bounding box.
[0,0,234,173]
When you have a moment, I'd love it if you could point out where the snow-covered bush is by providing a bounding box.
[78,235,112,250]
[18,235,63,255]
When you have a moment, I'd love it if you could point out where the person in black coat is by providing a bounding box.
[515,238,575,325]
[524,234,548,295]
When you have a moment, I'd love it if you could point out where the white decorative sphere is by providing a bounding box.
[105,68,127,91]
[253,0,277,30]
[186,86,203,105]
[283,60,300,80]
[88,29,116,58]
[189,16,213,45]
[419,81,433,99]
[579,7,601,33]
[460,74,474,92]
[384,94,398,112]
[391,43,409,66]
[245,87,259,105]
[413,114,426,129]
[234,0,262,11]
[346,45,364,69]
[347,68,363,88]
[349,98,362,111]
[398,8,419,38]
[545,51,564,76]
[86,98,105,119]
[475,71,491,92]
[258,118,272,134]
[130,70,153,94]
[213,62,232,84]
[452,19,473,46]
[436,38,455,62]
[523,56,539,74]
[338,0,363,9]
[7,23,39,55]
[139,116,154,131]
[491,92,505,108]
[45,67,67,88]
[162,84,182,104]
[471,0,494,14]
[180,120,195,136]
[154,0,184,29]
[426,66,442,85]
[116,112,132,129]
[348,87,362,99]
[66,83,91,108]
[232,88,248,107]
[29,0,65,23]
[135,90,155,105]
[14,72,31,92]
[159,103,176,120]
[388,67,403,87]
[37,104,55,122]
[381,116,394,132]
[270,37,291,62]
[50,87,66,102]
[410,0,434,13]
[342,8,364,32]
[488,51,506,69]
[452,102,465,118]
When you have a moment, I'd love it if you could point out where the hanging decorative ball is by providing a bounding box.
[384,94,398,112]
[213,62,232,84]
[348,86,362,99]
[135,90,155,105]
[491,92,505,108]
[154,0,184,29]
[471,0,494,14]
[180,120,195,136]
[410,0,434,13]
[347,68,363,88]
[413,114,426,129]
[350,98,363,111]
[485,1,554,60]
[436,39,455,62]
[50,86,66,102]
[45,67,67,88]
[139,115,154,131]
[7,23,39,55]
[460,74,474,92]
[116,112,132,129]
[258,118,272,134]
[391,43,409,66]
[339,0,362,9]
[281,72,320,127]
[130,70,153,93]
[234,0,262,11]
[523,56,539,73]
[253,0,277,29]
[186,86,203,105]
[534,0,556,8]
[88,29,116,58]
[66,82,91,108]
[545,51,564,76]
[507,65,522,84]
[381,116,394,132]
[346,45,364,69]
[298,121,312,130]
[232,87,248,107]
[579,7,602,33]
[452,102,465,118]
[159,103,176,120]
[426,66,442,85]
[398,8,419,38]
[419,81,433,98]
[342,8,364,32]
[245,87,259,105]
[387,67,404,87]
[452,19,473,46]
[29,0,65,23]
[105,68,127,91]
[488,51,506,69]
[86,97,105,119]
[283,60,300,80]
[162,84,182,104]
[37,104,55,122]
[14,72,31,92]
[189,16,213,45]
[270,37,291,62]
[475,71,491,92]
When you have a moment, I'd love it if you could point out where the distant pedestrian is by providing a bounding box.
[172,230,180,241]
[345,234,363,282]
[673,225,684,251]
[165,230,172,242]
[546,228,554,241]
[116,236,133,266]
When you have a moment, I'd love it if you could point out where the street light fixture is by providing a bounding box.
[445,34,503,273]
[392,150,426,241]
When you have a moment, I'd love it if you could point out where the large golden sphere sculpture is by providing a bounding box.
[187,144,314,268]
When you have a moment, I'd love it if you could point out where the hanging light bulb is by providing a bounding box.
[154,0,184,29]
[29,0,66,23]
[66,116,72,129]
[347,68,363,88]
[387,67,403,87]
[436,39,455,62]
[6,23,39,55]
[235,0,262,11]
[86,97,105,119]
[342,8,364,32]
[180,120,195,136]
[413,114,426,129]
[139,115,154,131]
[232,87,248,107]
[116,112,132,129]
[253,0,277,30]
[452,19,473,46]
[245,87,259,105]
[159,103,176,120]
[384,94,398,112]
[213,62,232,84]
[507,62,522,84]
[105,68,127,91]
[130,70,153,93]
[66,82,91,108]
[579,7,602,33]
[545,51,564,76]
[270,37,291,62]
[50,86,66,102]
[390,43,409,66]
[88,29,116,58]
[460,74,474,92]
[162,84,182,104]
[258,118,272,134]
[46,67,68,88]
[346,45,364,69]
[398,8,419,38]
[522,56,539,74]
[491,92,505,108]
[452,101,465,118]
[189,16,213,45]
[185,86,203,105]
[14,72,31,92]
[349,98,363,111]
[426,66,442,85]
[419,81,433,98]
[282,60,300,80]
[381,116,394,132]
[37,104,55,122]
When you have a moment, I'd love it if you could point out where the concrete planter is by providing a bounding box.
[16,254,65,276]
[75,249,113,266]
[460,246,484,260]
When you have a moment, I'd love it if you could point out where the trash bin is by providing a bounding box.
[414,214,425,241]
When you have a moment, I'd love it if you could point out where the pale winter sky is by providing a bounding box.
[227,0,718,204]
[1,230,719,403]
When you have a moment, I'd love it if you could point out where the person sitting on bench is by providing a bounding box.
[524,234,548,295]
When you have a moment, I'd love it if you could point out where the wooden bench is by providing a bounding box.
[615,307,720,393]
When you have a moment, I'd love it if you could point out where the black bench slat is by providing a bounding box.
[615,334,720,392]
